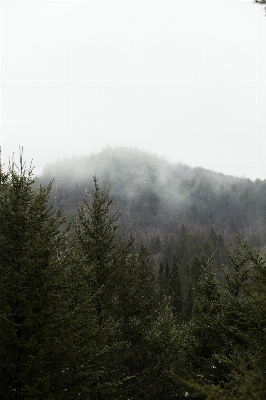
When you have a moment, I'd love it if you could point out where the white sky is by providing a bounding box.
[1,0,266,179]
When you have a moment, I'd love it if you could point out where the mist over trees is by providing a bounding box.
[2,149,266,398]
[41,147,266,245]
[1,0,266,396]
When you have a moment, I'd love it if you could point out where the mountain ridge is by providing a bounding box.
[39,147,266,245]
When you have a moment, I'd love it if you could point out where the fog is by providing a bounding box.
[2,1,266,180]
[42,146,247,192]
[40,146,266,240]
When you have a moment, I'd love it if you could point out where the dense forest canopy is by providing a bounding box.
[1,151,266,399]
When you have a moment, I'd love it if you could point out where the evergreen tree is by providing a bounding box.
[68,178,161,399]
[184,262,223,386]
[75,176,120,326]
[143,297,179,399]
[0,156,70,399]
[158,261,164,291]
[176,238,266,399]
[163,260,170,296]
[177,224,188,256]
[221,239,266,397]
[182,282,194,322]
[168,252,183,318]
[115,244,180,400]
[68,176,122,399]
[188,255,204,289]
[155,235,162,253]
[158,261,164,277]
[165,260,170,279]
[117,244,159,399]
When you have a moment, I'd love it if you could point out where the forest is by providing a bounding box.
[1,148,266,399]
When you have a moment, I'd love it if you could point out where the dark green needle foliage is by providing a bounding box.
[168,252,183,319]
[0,156,70,399]
[69,178,174,399]
[175,237,266,399]
[5,149,266,399]
[66,176,123,399]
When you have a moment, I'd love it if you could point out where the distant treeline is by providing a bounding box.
[40,147,266,248]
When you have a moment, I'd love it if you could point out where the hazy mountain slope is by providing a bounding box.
[39,147,266,243]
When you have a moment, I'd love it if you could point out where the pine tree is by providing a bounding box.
[0,155,70,399]
[188,255,204,289]
[159,261,164,278]
[162,260,171,297]
[116,244,159,399]
[217,238,266,397]
[75,176,120,326]
[69,178,162,399]
[185,262,223,384]
[176,258,246,392]
[155,235,162,253]
[164,260,170,280]
[67,176,122,399]
[176,238,266,399]
[168,252,183,318]
[182,282,194,322]
[176,224,188,264]
[143,296,179,399]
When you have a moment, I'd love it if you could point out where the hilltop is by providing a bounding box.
[39,147,266,247]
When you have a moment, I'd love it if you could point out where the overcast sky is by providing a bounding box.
[1,0,266,179]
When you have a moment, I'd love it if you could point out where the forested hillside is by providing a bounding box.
[39,147,266,287]
[1,155,266,399]
[40,147,266,243]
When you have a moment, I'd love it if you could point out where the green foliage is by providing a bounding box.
[0,158,70,399]
[168,252,183,318]
[173,237,266,399]
[65,177,123,398]
[4,151,266,399]
[65,177,170,399]
[142,297,179,399]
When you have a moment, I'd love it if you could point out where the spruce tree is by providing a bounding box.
[71,179,171,399]
[75,176,120,326]
[68,176,122,399]
[176,224,188,264]
[117,244,182,400]
[114,244,159,399]
[168,252,183,318]
[143,296,179,399]
[69,178,158,398]
[157,262,165,300]
[0,156,70,399]
[176,238,266,399]
[184,262,223,385]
